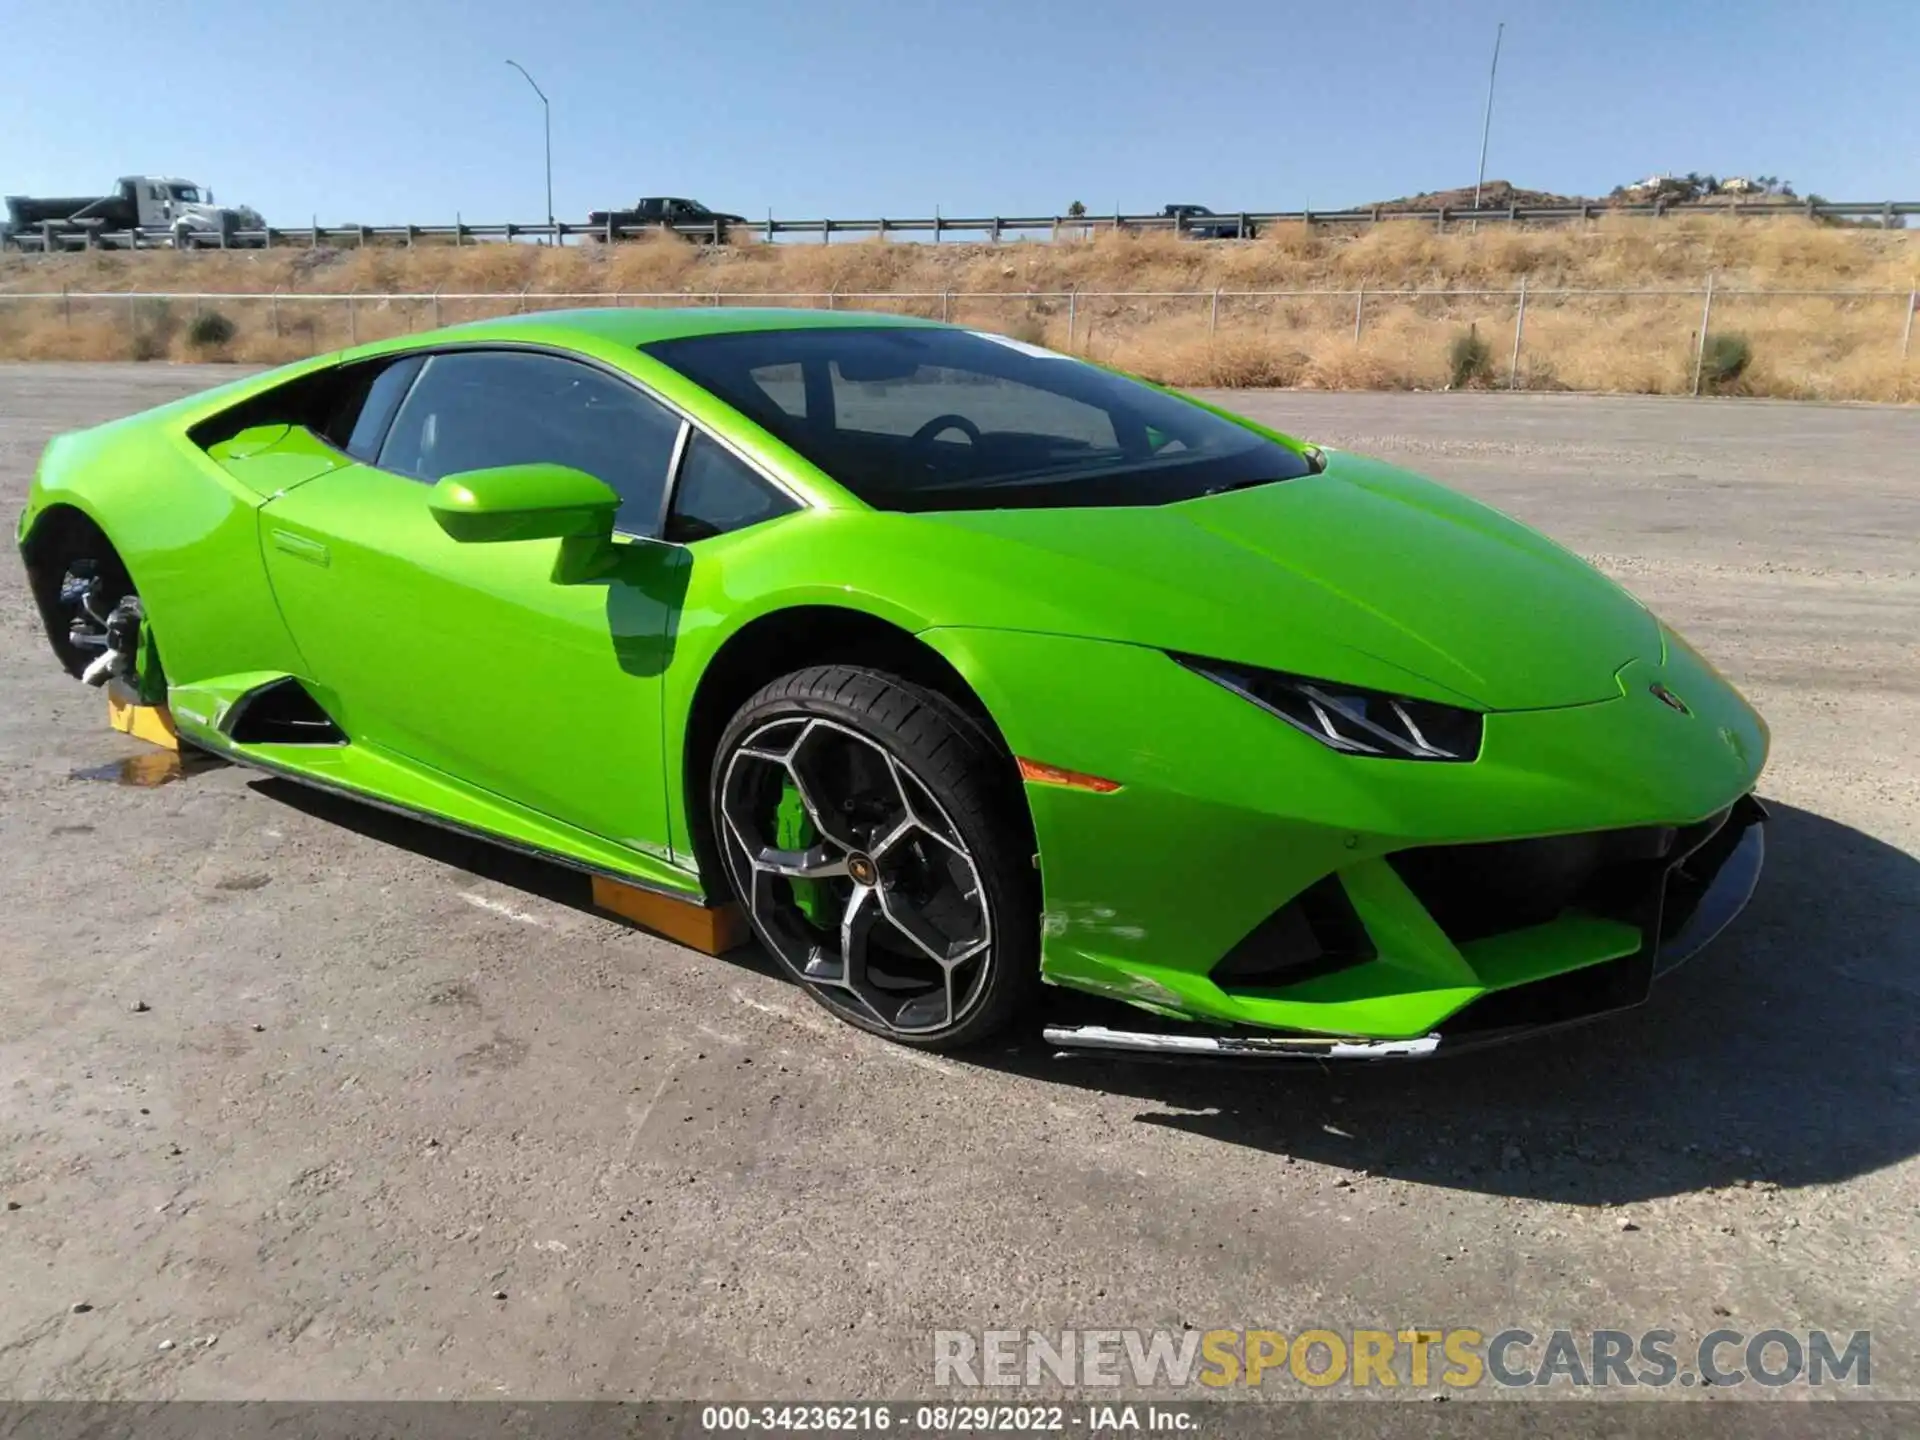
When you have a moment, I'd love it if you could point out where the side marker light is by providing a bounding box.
[1016,757,1122,793]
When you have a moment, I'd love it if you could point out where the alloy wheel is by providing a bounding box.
[718,716,994,1036]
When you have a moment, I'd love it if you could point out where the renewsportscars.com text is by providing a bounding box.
[933,1328,1871,1390]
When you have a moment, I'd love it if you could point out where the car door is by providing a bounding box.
[257,346,691,859]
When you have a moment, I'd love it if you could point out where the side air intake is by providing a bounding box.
[224,678,347,746]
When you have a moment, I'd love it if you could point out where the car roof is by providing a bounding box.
[427,305,945,349]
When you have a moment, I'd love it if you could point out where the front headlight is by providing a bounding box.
[1174,654,1484,762]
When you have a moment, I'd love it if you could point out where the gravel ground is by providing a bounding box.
[0,365,1915,1408]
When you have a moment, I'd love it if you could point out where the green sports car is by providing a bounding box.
[17,308,1768,1056]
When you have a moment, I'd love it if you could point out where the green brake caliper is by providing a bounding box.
[775,777,830,927]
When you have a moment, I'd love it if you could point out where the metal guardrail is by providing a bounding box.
[4,199,1918,251]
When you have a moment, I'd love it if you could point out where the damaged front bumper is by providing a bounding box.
[1044,795,1767,1061]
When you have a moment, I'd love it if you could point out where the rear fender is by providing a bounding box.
[22,419,311,691]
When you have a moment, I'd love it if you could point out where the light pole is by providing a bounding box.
[505,59,554,241]
[1471,22,1505,213]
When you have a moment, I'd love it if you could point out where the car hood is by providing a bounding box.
[904,454,1660,711]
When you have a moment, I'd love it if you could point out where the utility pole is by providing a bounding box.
[505,60,554,242]
[1472,22,1505,212]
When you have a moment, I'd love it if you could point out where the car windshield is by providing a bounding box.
[642,326,1315,512]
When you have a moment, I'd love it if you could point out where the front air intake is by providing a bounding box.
[1387,826,1677,944]
[1211,876,1376,991]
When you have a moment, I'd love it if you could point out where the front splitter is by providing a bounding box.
[1041,1024,1441,1060]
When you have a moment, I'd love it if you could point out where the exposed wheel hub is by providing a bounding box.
[59,561,143,687]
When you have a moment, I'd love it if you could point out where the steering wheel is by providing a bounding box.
[908,414,982,454]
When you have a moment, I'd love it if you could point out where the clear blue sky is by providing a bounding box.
[4,0,1915,225]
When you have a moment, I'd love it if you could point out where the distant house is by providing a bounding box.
[1618,175,1696,203]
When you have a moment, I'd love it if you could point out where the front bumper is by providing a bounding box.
[1043,795,1766,1059]
[924,626,1770,1047]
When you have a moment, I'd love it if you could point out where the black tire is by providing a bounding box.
[710,665,1038,1050]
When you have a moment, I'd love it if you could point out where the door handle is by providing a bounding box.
[269,529,330,567]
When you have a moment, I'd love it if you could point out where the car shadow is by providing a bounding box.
[242,776,789,983]
[603,540,691,680]
[992,799,1920,1204]
[244,778,1916,1203]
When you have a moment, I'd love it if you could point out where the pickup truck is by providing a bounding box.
[1162,204,1257,240]
[586,196,748,243]
[3,176,264,250]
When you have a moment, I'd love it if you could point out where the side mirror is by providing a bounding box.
[430,463,621,543]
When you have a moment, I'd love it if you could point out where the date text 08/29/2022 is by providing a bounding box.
[699,1405,1193,1433]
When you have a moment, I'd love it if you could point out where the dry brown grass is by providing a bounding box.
[3,219,1916,400]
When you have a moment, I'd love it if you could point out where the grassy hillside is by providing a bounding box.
[3,217,1915,400]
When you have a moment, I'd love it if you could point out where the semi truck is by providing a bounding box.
[3,176,265,251]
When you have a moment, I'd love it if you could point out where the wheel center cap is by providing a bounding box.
[846,853,879,886]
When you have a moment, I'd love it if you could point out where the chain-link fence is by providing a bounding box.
[2,287,1915,400]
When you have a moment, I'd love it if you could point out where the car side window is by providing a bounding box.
[189,355,420,458]
[340,356,425,460]
[666,433,799,543]
[376,350,683,534]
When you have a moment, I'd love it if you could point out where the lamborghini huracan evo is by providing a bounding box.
[18,308,1768,1056]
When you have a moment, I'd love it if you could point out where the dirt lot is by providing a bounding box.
[0,365,1916,1407]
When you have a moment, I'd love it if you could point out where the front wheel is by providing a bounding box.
[711,666,1037,1050]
